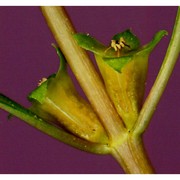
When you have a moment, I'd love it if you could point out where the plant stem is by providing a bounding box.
[111,136,154,173]
[40,6,126,141]
[0,6,178,174]
[133,7,180,136]
[40,6,156,174]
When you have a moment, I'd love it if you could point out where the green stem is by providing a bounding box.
[0,93,110,154]
[133,7,180,135]
[111,136,154,174]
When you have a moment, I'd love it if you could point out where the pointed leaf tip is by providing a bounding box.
[74,33,107,55]
[137,30,168,55]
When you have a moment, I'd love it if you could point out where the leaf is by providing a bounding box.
[28,74,55,104]
[74,33,116,57]
[136,30,168,55]
[103,56,132,73]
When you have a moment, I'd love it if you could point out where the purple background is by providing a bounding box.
[0,6,180,174]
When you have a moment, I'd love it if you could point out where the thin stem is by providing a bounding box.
[111,136,154,174]
[0,93,110,154]
[40,6,126,140]
[133,7,180,135]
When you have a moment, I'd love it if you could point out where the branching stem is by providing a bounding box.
[40,6,180,174]
[1,6,179,174]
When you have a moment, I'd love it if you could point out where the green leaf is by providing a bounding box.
[74,33,116,57]
[136,30,168,55]
[28,75,54,104]
[74,33,106,54]
[103,56,132,73]
[51,43,67,72]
